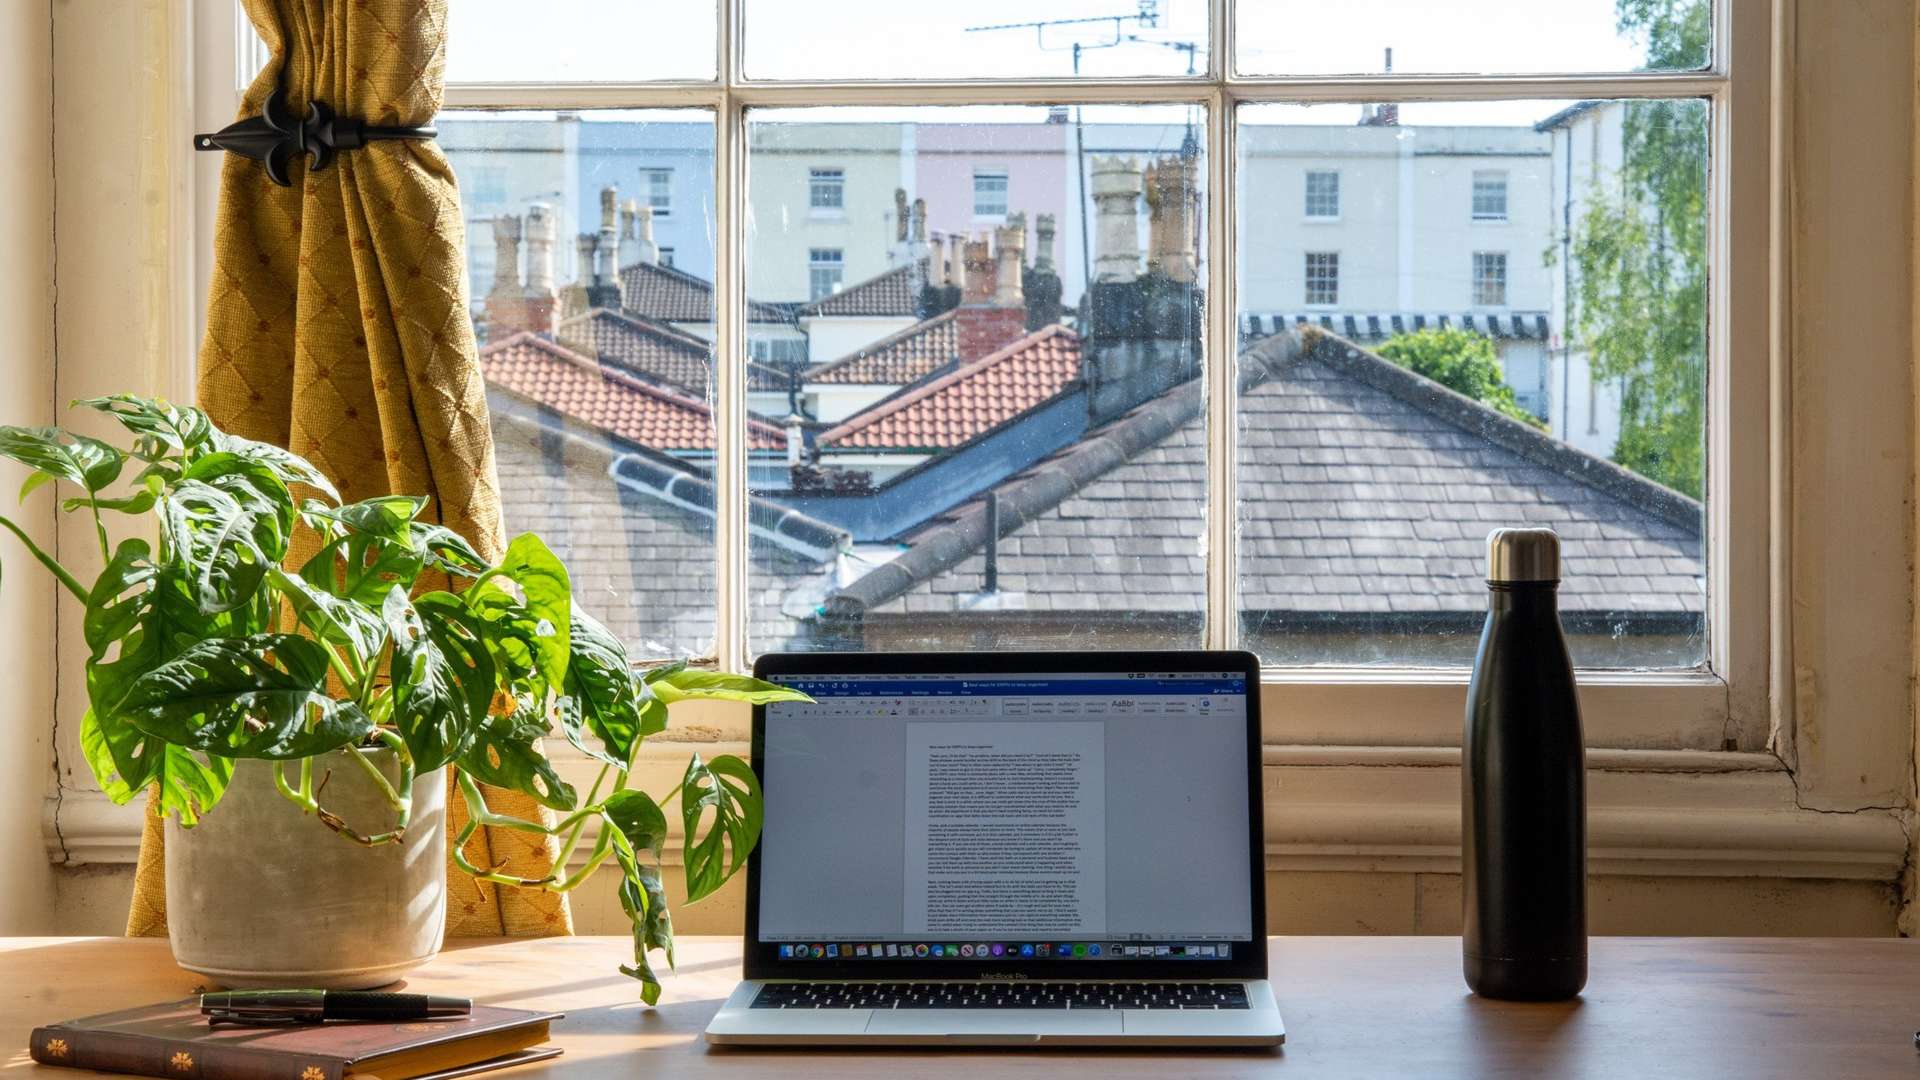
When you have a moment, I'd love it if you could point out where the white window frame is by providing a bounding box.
[198,0,1775,757]
[1303,250,1339,306]
[1471,250,1507,307]
[807,246,844,301]
[1472,168,1509,221]
[1303,168,1340,220]
[972,167,1009,218]
[807,166,845,214]
[658,245,677,268]
[641,166,673,217]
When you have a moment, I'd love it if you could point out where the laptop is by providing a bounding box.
[705,650,1283,1047]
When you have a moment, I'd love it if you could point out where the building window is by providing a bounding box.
[808,248,844,300]
[1472,251,1508,306]
[642,167,672,217]
[1304,251,1339,306]
[1304,169,1340,218]
[658,246,675,268]
[809,168,845,212]
[973,168,1009,217]
[1472,170,1509,221]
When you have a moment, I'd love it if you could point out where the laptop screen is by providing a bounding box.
[749,661,1258,973]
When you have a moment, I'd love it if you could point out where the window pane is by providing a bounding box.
[745,106,1208,656]
[446,1,717,82]
[1237,0,1710,76]
[744,0,1210,80]
[1235,100,1708,669]
[441,110,722,660]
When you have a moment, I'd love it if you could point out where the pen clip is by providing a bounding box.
[203,1008,317,1027]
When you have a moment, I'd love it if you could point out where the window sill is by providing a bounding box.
[46,740,1906,884]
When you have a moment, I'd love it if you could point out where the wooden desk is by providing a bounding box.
[5,936,1915,1078]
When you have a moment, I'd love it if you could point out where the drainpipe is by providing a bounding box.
[982,492,1000,594]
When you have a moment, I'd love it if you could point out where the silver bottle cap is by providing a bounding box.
[1486,527,1560,583]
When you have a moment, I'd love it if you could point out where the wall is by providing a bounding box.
[0,0,58,934]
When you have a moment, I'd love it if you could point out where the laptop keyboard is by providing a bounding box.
[751,982,1251,1010]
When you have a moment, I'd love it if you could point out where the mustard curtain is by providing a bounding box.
[127,0,571,939]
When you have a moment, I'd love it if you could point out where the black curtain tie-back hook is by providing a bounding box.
[193,87,438,187]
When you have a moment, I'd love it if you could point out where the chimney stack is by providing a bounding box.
[1091,156,1143,283]
[993,213,1026,309]
[1144,155,1198,283]
[1024,213,1064,330]
[481,214,525,340]
[618,199,643,268]
[1033,213,1057,272]
[511,205,557,335]
[894,188,910,243]
[635,205,660,265]
[954,230,1029,362]
[910,198,927,244]
[961,235,996,306]
[585,187,623,308]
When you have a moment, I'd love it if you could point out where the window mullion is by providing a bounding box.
[713,0,748,671]
[1204,86,1238,651]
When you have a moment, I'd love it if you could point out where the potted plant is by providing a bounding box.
[0,395,805,1001]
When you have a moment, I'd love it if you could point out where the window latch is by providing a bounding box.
[193,87,438,187]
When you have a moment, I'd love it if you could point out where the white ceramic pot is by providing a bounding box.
[165,749,447,990]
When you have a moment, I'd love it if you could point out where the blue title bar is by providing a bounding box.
[774,677,1248,698]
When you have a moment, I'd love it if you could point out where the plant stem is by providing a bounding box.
[0,513,86,601]
[274,760,317,814]
[552,765,610,869]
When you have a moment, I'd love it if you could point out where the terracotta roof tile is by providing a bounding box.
[806,309,959,386]
[819,325,1082,451]
[798,262,920,318]
[618,261,792,324]
[481,332,785,453]
[557,308,789,393]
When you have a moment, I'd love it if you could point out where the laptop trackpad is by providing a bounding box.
[865,1010,1124,1037]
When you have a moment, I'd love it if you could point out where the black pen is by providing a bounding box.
[201,990,471,1026]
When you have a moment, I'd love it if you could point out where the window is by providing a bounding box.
[1472,251,1507,306]
[1304,252,1339,306]
[658,246,676,268]
[808,168,844,213]
[432,0,1755,751]
[642,167,672,217]
[1472,170,1509,221]
[1304,169,1340,219]
[973,168,1009,217]
[808,248,844,301]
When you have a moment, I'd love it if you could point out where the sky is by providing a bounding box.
[443,0,1691,128]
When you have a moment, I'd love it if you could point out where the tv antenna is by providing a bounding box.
[966,1,1199,308]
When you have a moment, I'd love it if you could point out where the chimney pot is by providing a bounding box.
[993,213,1027,309]
[1144,156,1198,283]
[488,214,523,299]
[1090,156,1143,283]
[961,234,996,306]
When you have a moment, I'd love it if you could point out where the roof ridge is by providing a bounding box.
[806,308,959,380]
[562,306,714,354]
[818,323,1078,445]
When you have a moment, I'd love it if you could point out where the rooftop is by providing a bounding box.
[805,309,959,386]
[618,260,794,325]
[480,332,788,453]
[797,262,922,319]
[825,329,1702,624]
[817,325,1083,451]
[557,308,789,394]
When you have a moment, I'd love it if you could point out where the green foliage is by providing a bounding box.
[1567,0,1711,498]
[0,396,810,1002]
[1376,327,1544,430]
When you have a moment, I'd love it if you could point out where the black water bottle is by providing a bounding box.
[1462,527,1586,1000]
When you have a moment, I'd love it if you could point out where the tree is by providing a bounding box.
[1378,327,1544,429]
[1568,0,1711,498]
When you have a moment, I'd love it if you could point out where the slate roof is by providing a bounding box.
[557,308,790,394]
[826,329,1703,622]
[817,325,1084,451]
[1241,311,1551,343]
[619,260,793,324]
[480,332,786,453]
[805,309,960,386]
[798,262,920,318]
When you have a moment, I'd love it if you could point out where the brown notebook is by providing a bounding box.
[29,998,563,1080]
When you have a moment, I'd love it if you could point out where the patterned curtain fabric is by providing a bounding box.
[127,0,571,939]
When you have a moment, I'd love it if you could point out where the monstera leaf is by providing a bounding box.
[386,589,497,772]
[117,635,374,759]
[457,699,577,811]
[680,753,763,902]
